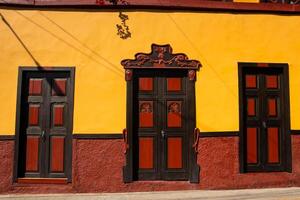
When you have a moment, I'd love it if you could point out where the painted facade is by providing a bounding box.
[1,0,300,193]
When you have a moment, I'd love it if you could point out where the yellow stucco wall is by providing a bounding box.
[1,9,300,135]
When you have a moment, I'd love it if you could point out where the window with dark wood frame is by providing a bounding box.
[14,67,75,183]
[238,63,291,173]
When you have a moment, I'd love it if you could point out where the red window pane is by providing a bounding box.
[28,105,40,126]
[52,79,66,96]
[245,75,257,88]
[167,78,181,91]
[26,136,39,172]
[51,137,65,172]
[139,78,153,91]
[53,105,64,126]
[29,79,42,95]
[268,127,279,163]
[167,137,182,169]
[139,137,153,169]
[268,98,277,117]
[247,98,256,117]
[247,127,258,164]
[167,101,182,127]
[139,101,153,127]
[266,75,279,89]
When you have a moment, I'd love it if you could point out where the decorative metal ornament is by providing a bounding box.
[116,12,131,40]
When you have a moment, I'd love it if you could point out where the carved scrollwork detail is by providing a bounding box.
[267,0,281,3]
[168,102,181,114]
[121,44,201,70]
[116,12,131,40]
[262,0,300,3]
[125,69,132,81]
[122,128,129,154]
[193,128,200,153]
[188,70,196,81]
[290,0,300,4]
[122,54,150,67]
[140,102,153,113]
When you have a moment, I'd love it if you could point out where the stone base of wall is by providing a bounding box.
[1,135,300,193]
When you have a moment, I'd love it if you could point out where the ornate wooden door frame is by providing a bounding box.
[121,44,201,183]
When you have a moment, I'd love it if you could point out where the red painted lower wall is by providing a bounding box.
[198,136,300,189]
[72,139,197,192]
[1,135,300,193]
[0,141,13,193]
[0,141,73,194]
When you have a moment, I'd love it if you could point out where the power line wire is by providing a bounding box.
[38,11,124,74]
[157,5,237,97]
[8,9,123,77]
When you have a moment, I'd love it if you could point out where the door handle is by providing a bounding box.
[41,130,46,142]
[161,130,166,139]
[262,121,267,129]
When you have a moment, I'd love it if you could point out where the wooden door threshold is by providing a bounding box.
[17,178,68,184]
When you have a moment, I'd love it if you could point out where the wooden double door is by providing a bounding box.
[16,69,74,180]
[133,70,193,180]
[240,64,291,172]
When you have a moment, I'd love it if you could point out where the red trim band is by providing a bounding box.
[1,0,300,13]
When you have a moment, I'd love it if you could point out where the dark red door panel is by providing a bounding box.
[241,66,288,172]
[135,71,189,180]
[18,70,73,179]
